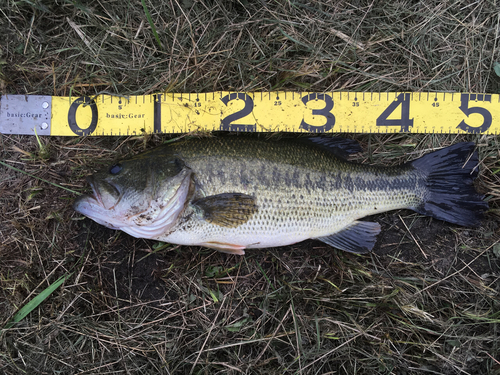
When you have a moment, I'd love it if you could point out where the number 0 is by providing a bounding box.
[67,96,98,136]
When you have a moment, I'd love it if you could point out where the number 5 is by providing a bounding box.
[456,94,492,134]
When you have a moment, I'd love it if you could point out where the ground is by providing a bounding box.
[1,1,500,374]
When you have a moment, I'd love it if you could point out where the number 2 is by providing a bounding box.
[220,93,256,132]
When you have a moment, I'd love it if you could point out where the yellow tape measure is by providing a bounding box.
[1,92,498,136]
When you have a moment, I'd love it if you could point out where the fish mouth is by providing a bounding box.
[73,176,123,230]
[73,175,102,213]
[85,175,103,207]
[84,175,122,210]
[73,193,122,231]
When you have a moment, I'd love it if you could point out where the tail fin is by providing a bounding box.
[411,142,487,227]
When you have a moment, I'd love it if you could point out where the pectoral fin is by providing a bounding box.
[316,221,381,254]
[193,193,257,228]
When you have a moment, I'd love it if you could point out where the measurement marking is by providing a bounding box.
[154,94,162,133]
[1,91,498,136]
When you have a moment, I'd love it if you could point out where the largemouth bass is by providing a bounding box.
[74,137,487,255]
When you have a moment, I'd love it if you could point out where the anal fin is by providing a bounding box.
[316,221,381,254]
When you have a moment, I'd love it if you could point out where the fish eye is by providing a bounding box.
[109,164,122,174]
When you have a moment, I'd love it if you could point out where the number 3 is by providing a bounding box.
[300,93,335,132]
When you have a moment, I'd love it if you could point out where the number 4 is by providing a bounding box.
[376,93,414,132]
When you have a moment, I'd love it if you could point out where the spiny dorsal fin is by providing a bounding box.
[193,193,257,228]
[316,221,381,254]
[299,137,363,159]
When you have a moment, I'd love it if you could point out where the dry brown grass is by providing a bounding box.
[1,0,500,374]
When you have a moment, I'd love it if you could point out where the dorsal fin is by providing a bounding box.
[298,137,363,159]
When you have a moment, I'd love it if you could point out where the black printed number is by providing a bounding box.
[67,96,98,136]
[457,94,492,134]
[220,93,256,132]
[300,93,335,132]
[376,93,414,132]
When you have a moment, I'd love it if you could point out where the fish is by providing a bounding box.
[73,136,488,255]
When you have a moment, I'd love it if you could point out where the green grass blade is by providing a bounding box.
[3,273,73,330]
[141,0,163,50]
[0,160,81,195]
[255,260,275,292]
